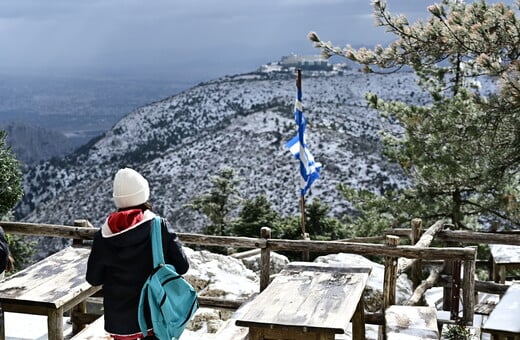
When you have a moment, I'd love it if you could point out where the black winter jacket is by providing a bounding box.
[86,210,189,335]
[0,227,9,273]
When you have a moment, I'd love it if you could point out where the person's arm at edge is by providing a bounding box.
[162,219,189,275]
[86,231,105,286]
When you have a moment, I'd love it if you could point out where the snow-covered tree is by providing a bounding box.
[310,0,520,230]
[186,168,241,236]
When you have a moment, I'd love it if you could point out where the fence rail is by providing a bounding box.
[0,221,476,259]
[0,219,480,325]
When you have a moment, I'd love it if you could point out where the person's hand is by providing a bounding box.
[6,254,14,272]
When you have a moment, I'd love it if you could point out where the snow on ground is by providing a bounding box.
[4,313,72,340]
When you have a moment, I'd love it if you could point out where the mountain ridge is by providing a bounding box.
[3,122,75,166]
[16,66,422,234]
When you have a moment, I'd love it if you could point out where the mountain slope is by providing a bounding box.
[3,122,75,165]
[16,67,421,232]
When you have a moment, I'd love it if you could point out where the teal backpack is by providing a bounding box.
[138,217,199,340]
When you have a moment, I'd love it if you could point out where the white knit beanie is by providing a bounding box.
[112,168,150,209]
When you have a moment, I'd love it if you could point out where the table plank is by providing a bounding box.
[482,283,520,335]
[0,247,97,308]
[489,244,520,283]
[236,262,370,334]
[489,244,520,265]
[70,315,110,339]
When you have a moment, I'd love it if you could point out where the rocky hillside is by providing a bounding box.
[15,65,425,232]
[3,122,75,166]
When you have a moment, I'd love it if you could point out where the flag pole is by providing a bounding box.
[296,69,310,261]
[300,194,309,260]
[300,194,306,236]
[296,69,306,237]
[285,67,319,260]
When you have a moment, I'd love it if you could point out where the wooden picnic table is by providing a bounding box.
[0,246,101,340]
[482,283,520,340]
[489,244,520,283]
[70,315,109,340]
[235,261,371,340]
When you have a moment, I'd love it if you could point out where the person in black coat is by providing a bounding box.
[86,168,189,340]
[0,226,14,277]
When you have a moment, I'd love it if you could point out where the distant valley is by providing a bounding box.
[3,123,75,166]
[0,74,193,153]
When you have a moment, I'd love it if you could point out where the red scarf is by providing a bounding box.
[107,209,144,234]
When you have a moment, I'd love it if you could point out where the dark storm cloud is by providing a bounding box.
[0,0,436,81]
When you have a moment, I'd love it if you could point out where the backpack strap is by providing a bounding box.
[150,217,165,268]
[138,216,165,335]
[150,217,179,272]
[138,281,150,336]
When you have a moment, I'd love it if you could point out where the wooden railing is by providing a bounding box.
[0,218,481,326]
[385,225,520,294]
[386,227,520,246]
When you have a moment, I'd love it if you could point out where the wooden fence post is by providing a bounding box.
[411,218,423,290]
[382,235,399,340]
[443,225,455,312]
[451,260,461,322]
[71,219,92,334]
[260,227,271,292]
[73,219,92,247]
[462,246,476,325]
[0,303,5,340]
[383,235,400,309]
[302,232,310,262]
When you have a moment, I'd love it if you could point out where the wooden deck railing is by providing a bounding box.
[0,219,479,326]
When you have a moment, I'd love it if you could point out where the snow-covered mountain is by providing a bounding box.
[15,64,423,232]
[3,122,75,166]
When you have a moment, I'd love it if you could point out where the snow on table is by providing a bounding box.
[489,244,520,283]
[489,244,520,264]
[482,283,520,337]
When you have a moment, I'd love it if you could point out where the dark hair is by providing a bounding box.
[118,201,153,212]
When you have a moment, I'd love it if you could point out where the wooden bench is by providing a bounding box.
[489,244,520,283]
[209,293,258,340]
[70,315,110,339]
[385,305,439,340]
[0,246,101,340]
[212,319,248,340]
[71,313,247,339]
[482,283,520,340]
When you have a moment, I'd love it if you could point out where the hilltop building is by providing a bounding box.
[279,54,333,71]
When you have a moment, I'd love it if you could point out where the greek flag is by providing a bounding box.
[285,87,321,196]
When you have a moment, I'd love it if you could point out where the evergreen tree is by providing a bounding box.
[272,215,301,240]
[305,199,349,240]
[233,195,279,237]
[309,0,520,230]
[0,130,32,271]
[271,199,348,241]
[186,168,240,235]
[0,130,23,218]
[339,185,402,237]
[5,232,35,271]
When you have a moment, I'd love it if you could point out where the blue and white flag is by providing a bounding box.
[285,86,321,196]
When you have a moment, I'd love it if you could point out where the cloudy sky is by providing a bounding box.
[1,0,436,83]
